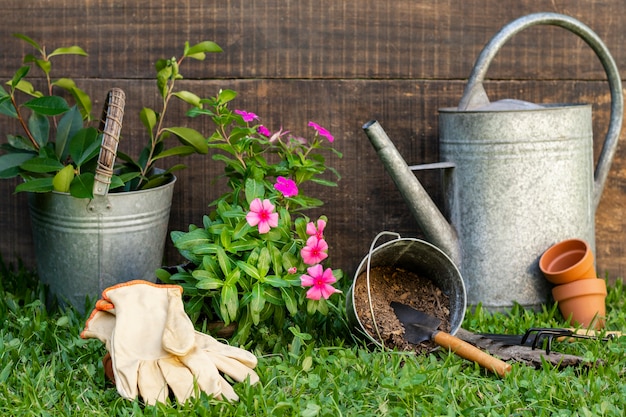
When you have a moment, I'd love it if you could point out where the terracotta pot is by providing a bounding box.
[539,239,596,284]
[552,278,607,329]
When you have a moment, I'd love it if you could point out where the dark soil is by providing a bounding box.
[353,266,451,353]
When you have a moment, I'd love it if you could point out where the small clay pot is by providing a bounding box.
[552,278,607,329]
[539,239,596,284]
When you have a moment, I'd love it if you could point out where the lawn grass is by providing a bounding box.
[1,256,625,416]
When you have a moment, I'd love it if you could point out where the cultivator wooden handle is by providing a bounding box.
[433,331,512,377]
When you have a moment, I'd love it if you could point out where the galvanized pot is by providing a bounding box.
[363,13,623,310]
[28,89,176,313]
[346,232,466,348]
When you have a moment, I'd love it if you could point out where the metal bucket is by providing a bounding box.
[346,233,466,348]
[437,13,623,310]
[28,180,175,313]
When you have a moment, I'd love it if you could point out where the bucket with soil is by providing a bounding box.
[346,233,466,353]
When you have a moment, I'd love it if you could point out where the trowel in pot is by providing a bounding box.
[391,301,512,377]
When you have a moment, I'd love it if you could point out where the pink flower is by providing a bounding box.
[288,267,297,274]
[300,264,340,300]
[257,125,271,136]
[235,109,259,123]
[308,121,334,143]
[274,176,298,197]
[306,219,326,239]
[246,198,279,234]
[300,236,328,265]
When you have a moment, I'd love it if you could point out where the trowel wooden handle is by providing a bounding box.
[433,331,512,377]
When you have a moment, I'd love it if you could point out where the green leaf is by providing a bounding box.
[217,89,237,104]
[152,145,197,160]
[54,79,92,119]
[216,246,231,276]
[264,276,292,288]
[13,79,41,97]
[140,107,157,135]
[250,283,265,325]
[52,164,75,193]
[108,175,126,190]
[69,127,100,167]
[192,270,224,290]
[55,106,84,159]
[162,127,208,154]
[0,87,17,117]
[236,261,261,280]
[280,287,298,315]
[10,66,30,88]
[185,40,223,58]
[48,45,88,58]
[173,91,202,107]
[23,95,70,116]
[244,177,265,204]
[0,152,35,176]
[15,177,53,193]
[20,156,63,173]
[257,247,271,277]
[27,111,49,148]
[13,33,41,50]
[221,284,239,323]
[69,173,95,198]
[173,228,211,250]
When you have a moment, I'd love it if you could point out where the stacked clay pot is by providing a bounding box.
[539,239,606,329]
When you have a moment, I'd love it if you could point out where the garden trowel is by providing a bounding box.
[391,301,512,377]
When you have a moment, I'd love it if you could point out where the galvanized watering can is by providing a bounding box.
[363,13,623,310]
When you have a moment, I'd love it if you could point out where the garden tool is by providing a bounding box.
[364,13,623,311]
[479,327,622,354]
[391,302,511,377]
[82,280,259,405]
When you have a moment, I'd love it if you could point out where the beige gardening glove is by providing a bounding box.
[88,280,258,404]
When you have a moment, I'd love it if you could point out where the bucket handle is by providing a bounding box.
[93,88,126,197]
[458,12,623,210]
[363,231,402,346]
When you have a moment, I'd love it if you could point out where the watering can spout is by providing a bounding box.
[362,120,461,266]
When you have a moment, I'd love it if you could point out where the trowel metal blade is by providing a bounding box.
[391,301,442,344]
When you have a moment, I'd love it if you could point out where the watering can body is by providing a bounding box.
[439,103,594,309]
[364,13,623,310]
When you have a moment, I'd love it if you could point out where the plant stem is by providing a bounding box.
[11,94,39,150]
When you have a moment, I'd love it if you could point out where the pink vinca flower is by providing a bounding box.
[257,125,271,136]
[246,198,279,234]
[306,219,326,239]
[300,236,328,265]
[235,109,260,123]
[308,121,334,143]
[274,176,299,197]
[300,264,340,300]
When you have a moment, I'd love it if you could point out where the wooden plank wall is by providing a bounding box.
[1,1,625,287]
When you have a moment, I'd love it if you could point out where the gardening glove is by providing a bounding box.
[93,298,259,400]
[81,306,117,383]
[100,280,259,404]
[100,280,199,404]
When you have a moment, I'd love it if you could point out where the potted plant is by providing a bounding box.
[157,90,344,344]
[0,34,222,312]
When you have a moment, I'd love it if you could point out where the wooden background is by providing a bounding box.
[1,1,625,288]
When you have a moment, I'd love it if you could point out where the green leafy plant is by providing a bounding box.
[0,34,221,198]
[158,90,344,344]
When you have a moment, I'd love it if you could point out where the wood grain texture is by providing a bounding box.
[1,1,625,289]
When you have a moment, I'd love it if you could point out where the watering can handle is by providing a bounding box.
[93,88,126,197]
[458,12,623,210]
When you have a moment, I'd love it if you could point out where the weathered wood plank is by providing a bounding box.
[0,1,624,80]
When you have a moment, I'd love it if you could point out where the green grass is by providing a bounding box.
[1,257,625,416]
